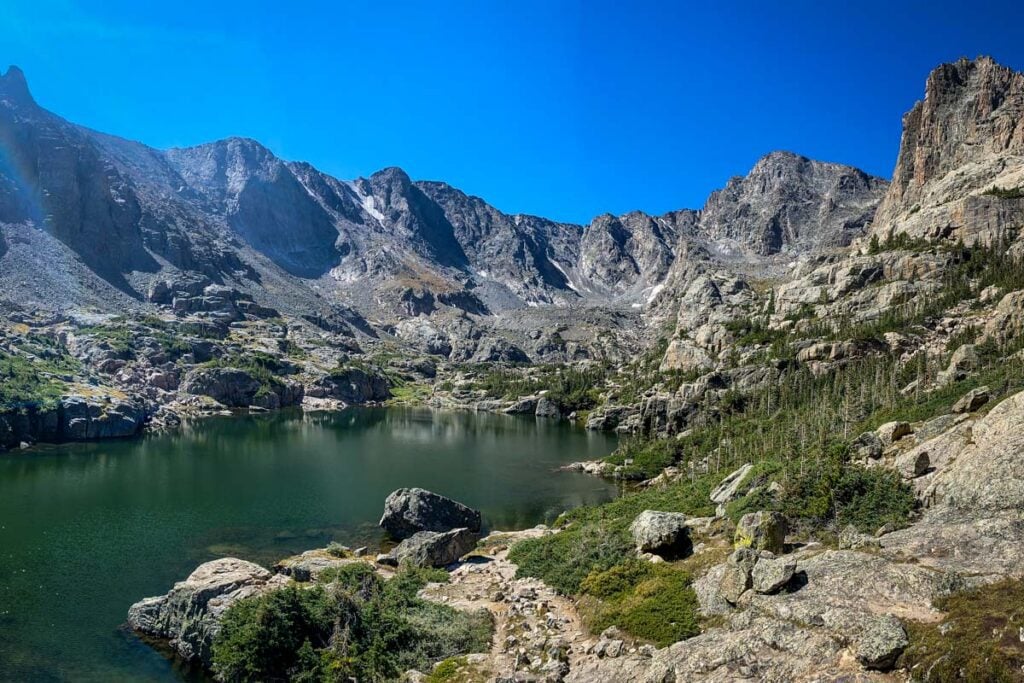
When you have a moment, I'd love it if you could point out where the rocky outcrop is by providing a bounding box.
[306,367,391,403]
[0,394,146,448]
[127,558,275,666]
[379,488,482,540]
[180,367,303,409]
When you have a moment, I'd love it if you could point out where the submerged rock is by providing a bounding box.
[379,487,482,540]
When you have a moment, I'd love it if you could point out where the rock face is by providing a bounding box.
[734,511,787,553]
[127,558,273,666]
[180,367,303,409]
[873,56,1024,243]
[388,528,480,568]
[379,488,482,540]
[629,510,691,559]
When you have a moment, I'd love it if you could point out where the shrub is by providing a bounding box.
[212,566,490,682]
[508,524,631,594]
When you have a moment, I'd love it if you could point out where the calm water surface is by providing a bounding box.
[0,408,618,681]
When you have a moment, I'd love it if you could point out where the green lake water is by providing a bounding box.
[0,408,619,681]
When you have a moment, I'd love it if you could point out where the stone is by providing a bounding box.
[952,386,990,413]
[751,556,797,594]
[854,615,908,671]
[127,558,272,666]
[735,511,788,554]
[876,421,912,446]
[389,528,479,568]
[896,449,930,479]
[379,488,482,540]
[850,431,883,460]
[629,510,691,559]
[718,564,751,604]
[273,549,356,582]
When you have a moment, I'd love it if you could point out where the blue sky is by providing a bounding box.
[2,1,1022,224]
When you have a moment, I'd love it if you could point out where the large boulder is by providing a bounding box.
[876,421,912,447]
[127,558,273,666]
[952,385,990,414]
[850,431,883,460]
[388,528,479,568]
[535,396,562,419]
[735,511,788,554]
[379,488,482,540]
[629,510,692,559]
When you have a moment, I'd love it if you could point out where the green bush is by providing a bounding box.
[212,566,490,682]
[212,584,342,682]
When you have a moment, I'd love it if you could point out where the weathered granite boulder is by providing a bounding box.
[710,463,753,516]
[735,511,787,553]
[274,549,356,581]
[952,385,990,414]
[854,614,908,671]
[629,510,691,559]
[876,421,912,446]
[127,558,273,666]
[389,528,479,568]
[937,343,979,385]
[751,556,797,594]
[379,488,482,540]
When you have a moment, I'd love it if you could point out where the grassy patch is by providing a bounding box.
[901,578,1024,681]
[580,560,700,646]
[0,347,76,410]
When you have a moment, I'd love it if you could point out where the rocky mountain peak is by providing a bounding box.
[699,150,888,257]
[0,65,34,106]
[872,56,1024,241]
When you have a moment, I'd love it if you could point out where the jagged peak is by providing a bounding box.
[0,65,35,105]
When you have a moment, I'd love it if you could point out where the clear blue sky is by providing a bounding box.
[2,1,1022,224]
